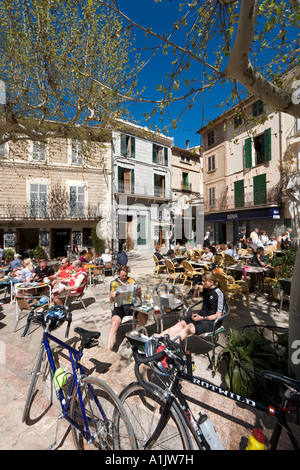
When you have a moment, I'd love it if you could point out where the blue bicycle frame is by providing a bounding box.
[42,330,107,443]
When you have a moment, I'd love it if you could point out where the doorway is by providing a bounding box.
[52,229,71,257]
[126,216,134,251]
[17,228,39,257]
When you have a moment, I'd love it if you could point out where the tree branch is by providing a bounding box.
[224,0,300,118]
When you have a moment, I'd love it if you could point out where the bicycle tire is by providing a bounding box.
[70,376,137,450]
[119,381,193,450]
[22,343,47,423]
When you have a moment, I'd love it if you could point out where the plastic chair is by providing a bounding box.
[182,260,204,287]
[279,279,291,314]
[166,259,184,285]
[153,255,168,276]
[215,272,250,311]
[184,300,230,376]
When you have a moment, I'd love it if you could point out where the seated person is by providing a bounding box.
[154,246,166,265]
[157,272,225,340]
[249,247,268,293]
[18,258,34,282]
[200,246,213,261]
[79,250,89,264]
[51,258,73,287]
[7,254,22,273]
[224,243,239,261]
[52,260,87,305]
[107,266,147,351]
[267,235,277,247]
[30,259,54,282]
[165,249,184,271]
[116,249,128,266]
[85,247,95,262]
[100,248,112,265]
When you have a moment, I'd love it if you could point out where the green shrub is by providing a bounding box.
[218,327,288,403]
[5,248,15,264]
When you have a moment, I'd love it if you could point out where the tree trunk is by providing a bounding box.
[286,173,300,379]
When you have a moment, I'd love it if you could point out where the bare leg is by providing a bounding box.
[107,315,122,351]
[159,320,196,342]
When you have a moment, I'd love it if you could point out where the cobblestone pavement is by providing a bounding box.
[0,251,298,450]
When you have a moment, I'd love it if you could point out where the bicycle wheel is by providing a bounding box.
[119,381,193,450]
[22,343,50,424]
[70,376,137,450]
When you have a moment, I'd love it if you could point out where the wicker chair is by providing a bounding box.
[215,272,250,311]
[153,255,167,276]
[182,260,204,287]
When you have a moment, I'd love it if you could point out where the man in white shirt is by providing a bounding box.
[248,237,264,253]
[250,228,259,240]
[100,249,112,265]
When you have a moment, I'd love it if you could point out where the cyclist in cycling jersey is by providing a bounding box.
[157,272,225,341]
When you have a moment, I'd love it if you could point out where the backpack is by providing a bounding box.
[117,250,128,265]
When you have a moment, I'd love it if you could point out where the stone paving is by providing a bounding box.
[0,251,298,450]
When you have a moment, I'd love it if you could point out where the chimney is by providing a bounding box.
[186,140,189,149]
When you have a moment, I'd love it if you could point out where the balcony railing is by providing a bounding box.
[204,188,281,212]
[114,181,172,199]
[0,203,100,220]
[181,182,192,192]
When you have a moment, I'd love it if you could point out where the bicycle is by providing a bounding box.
[21,306,137,450]
[120,330,300,450]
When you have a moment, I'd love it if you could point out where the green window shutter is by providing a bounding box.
[152,144,157,163]
[131,168,135,194]
[244,137,252,168]
[264,128,271,162]
[130,136,135,157]
[118,166,122,192]
[234,180,244,208]
[164,147,168,166]
[121,134,127,155]
[253,174,266,205]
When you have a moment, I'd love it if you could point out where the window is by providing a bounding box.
[117,167,135,194]
[69,186,85,217]
[137,215,146,245]
[154,173,165,197]
[153,144,168,166]
[71,140,84,165]
[30,184,47,218]
[32,141,46,162]
[207,130,215,147]
[252,100,264,117]
[234,180,244,208]
[208,155,215,172]
[180,154,190,163]
[234,114,243,128]
[253,174,267,205]
[121,134,135,157]
[0,143,7,159]
[182,172,191,191]
[209,187,215,209]
[244,128,271,168]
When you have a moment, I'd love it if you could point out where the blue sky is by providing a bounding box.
[117,0,231,150]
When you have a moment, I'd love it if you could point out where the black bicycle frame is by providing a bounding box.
[175,369,300,451]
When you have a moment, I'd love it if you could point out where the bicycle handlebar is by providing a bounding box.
[131,335,185,396]
[21,309,72,338]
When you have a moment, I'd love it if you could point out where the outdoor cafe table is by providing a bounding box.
[226,264,268,299]
[15,280,52,299]
[190,260,213,268]
[83,264,95,288]
[131,300,185,333]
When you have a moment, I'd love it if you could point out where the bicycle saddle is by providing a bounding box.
[75,327,100,348]
[261,370,300,393]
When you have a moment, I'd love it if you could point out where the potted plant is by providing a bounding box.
[32,245,47,261]
[269,248,297,300]
[91,225,105,256]
[4,248,15,265]
[218,327,288,403]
